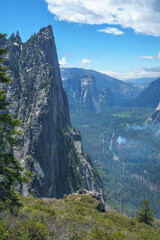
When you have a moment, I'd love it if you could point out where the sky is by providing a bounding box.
[1,0,160,80]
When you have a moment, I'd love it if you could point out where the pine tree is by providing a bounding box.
[0,33,30,212]
[136,200,154,225]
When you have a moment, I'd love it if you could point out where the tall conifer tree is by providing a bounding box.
[137,200,154,225]
[0,33,30,211]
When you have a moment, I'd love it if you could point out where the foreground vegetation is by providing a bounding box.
[0,33,31,212]
[1,194,160,240]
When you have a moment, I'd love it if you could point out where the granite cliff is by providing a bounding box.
[99,87,115,106]
[63,73,115,112]
[0,26,102,197]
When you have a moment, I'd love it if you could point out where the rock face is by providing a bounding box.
[99,87,115,106]
[0,26,102,197]
[63,73,114,112]
[72,189,111,212]
[80,74,100,112]
[145,102,160,124]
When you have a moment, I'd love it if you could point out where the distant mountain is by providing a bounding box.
[63,73,115,112]
[61,68,143,105]
[132,77,160,107]
[125,77,156,85]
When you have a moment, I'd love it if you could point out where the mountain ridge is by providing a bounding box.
[61,67,143,105]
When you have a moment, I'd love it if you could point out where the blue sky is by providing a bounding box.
[1,0,160,80]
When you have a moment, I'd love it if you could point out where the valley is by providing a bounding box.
[61,66,160,219]
[69,106,160,217]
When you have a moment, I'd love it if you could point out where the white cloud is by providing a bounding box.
[100,66,160,80]
[45,0,160,36]
[80,58,91,67]
[138,52,160,60]
[59,57,67,66]
[98,27,124,35]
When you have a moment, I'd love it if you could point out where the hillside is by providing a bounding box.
[131,77,160,107]
[1,193,160,240]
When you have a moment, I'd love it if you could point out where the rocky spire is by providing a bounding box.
[0,26,102,198]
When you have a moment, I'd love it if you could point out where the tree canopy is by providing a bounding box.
[0,33,30,212]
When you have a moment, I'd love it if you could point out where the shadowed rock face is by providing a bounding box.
[99,87,115,106]
[0,26,102,197]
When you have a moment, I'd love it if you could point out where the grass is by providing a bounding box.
[1,194,160,239]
